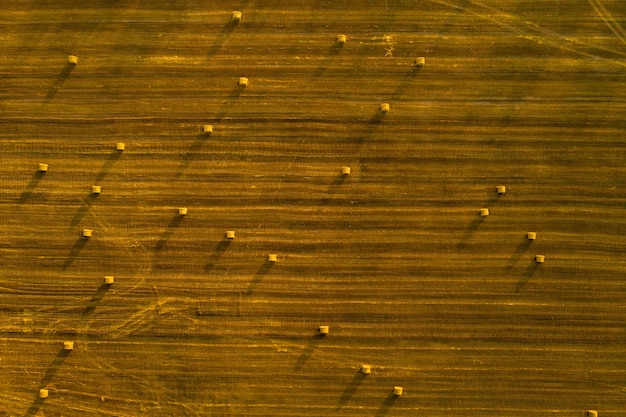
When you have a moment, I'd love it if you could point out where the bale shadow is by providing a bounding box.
[515,262,539,293]
[82,283,110,315]
[18,172,46,204]
[337,371,367,409]
[177,133,209,177]
[69,194,98,226]
[207,20,238,57]
[204,239,232,272]
[456,214,486,251]
[24,347,72,416]
[320,173,350,205]
[62,236,89,271]
[155,214,184,250]
[294,333,325,371]
[375,392,400,417]
[389,66,421,102]
[505,238,532,272]
[312,43,344,78]
[95,151,122,183]
[246,261,274,295]
[44,63,75,101]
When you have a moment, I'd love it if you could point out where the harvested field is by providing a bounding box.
[1,0,626,416]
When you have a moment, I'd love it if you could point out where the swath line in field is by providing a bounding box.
[588,0,626,47]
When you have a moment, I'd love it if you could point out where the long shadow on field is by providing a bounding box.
[24,347,72,416]
[246,261,274,295]
[515,262,539,293]
[375,392,400,417]
[44,63,76,101]
[294,333,325,371]
[177,133,209,177]
[320,171,350,205]
[457,192,505,251]
[205,239,232,272]
[505,237,533,272]
[207,20,239,57]
[62,236,89,271]
[18,171,46,204]
[337,371,367,409]
[312,43,345,79]
[95,150,122,183]
[389,65,422,103]
[70,194,98,226]
[155,214,185,251]
[82,283,111,315]
[177,85,243,176]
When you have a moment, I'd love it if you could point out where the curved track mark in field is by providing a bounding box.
[588,0,626,47]
[426,0,626,63]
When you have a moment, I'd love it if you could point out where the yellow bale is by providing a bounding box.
[91,185,101,194]
[527,232,537,240]
[535,255,545,263]
[393,386,403,396]
[268,253,278,262]
[496,185,506,194]
[67,55,78,65]
[238,77,249,87]
[361,364,371,374]
[336,34,347,44]
[586,411,598,417]
[115,142,125,151]
[342,166,351,175]
[380,103,390,113]
[203,125,213,135]
[319,325,329,335]
[226,230,235,239]
[104,276,114,285]
[178,207,188,215]
[82,229,93,238]
[232,11,242,22]
[414,56,425,67]
[38,163,48,172]
[479,208,489,217]
[63,341,74,351]
[39,389,49,399]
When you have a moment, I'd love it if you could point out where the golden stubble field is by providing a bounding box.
[1,0,625,416]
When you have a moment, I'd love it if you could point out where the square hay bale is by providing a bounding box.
[226,230,236,239]
[38,163,48,172]
[535,254,545,263]
[586,411,598,417]
[115,142,125,151]
[342,166,351,175]
[496,185,506,194]
[379,103,390,113]
[178,207,188,216]
[268,253,278,262]
[414,56,425,67]
[39,389,49,399]
[104,276,115,285]
[527,232,537,240]
[232,11,242,22]
[479,208,489,217]
[67,55,79,65]
[82,229,93,238]
[319,325,329,335]
[393,386,404,396]
[91,185,101,194]
[361,364,372,374]
[63,341,74,351]
[238,77,248,87]
[336,34,347,44]
[203,124,214,135]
